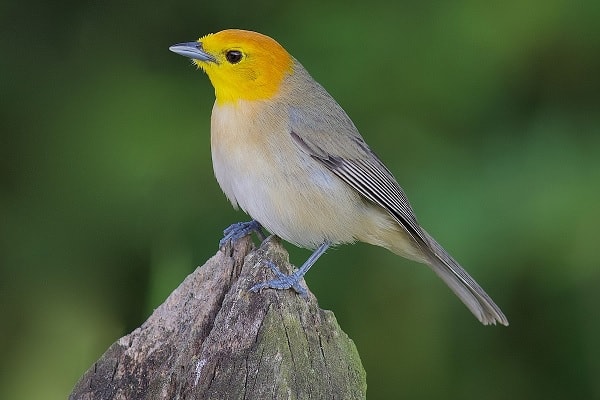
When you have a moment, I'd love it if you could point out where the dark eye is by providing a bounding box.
[225,50,243,64]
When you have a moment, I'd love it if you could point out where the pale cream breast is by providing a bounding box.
[211,100,379,249]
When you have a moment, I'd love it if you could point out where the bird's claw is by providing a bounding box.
[219,220,264,248]
[249,261,307,297]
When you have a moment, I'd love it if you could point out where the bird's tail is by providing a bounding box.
[416,230,508,325]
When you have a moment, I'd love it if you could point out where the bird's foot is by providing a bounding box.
[249,241,330,298]
[249,261,307,297]
[219,220,265,248]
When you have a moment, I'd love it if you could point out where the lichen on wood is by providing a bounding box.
[70,236,366,400]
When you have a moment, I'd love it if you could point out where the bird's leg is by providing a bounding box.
[249,241,331,297]
[219,220,266,248]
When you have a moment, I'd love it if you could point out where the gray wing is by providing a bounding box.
[287,103,425,244]
[288,105,508,326]
[289,128,425,244]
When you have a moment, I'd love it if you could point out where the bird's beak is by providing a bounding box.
[169,41,217,63]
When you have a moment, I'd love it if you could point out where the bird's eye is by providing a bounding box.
[225,50,243,64]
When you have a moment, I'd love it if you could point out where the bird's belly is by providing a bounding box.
[210,100,400,249]
[212,139,365,249]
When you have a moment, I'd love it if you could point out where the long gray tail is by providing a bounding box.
[421,230,508,326]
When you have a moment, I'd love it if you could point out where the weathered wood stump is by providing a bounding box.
[70,236,367,399]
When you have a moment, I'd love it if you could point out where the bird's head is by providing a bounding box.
[170,29,293,104]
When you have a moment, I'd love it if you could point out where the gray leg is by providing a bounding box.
[249,241,331,297]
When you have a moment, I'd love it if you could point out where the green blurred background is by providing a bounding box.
[1,0,599,398]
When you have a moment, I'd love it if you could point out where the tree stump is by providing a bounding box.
[70,236,367,399]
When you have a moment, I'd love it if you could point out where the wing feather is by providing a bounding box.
[287,95,508,325]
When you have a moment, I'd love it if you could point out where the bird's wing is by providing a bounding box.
[288,104,508,326]
[288,105,426,245]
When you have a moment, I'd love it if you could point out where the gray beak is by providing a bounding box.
[169,41,217,63]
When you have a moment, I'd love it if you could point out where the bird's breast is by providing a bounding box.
[210,100,371,249]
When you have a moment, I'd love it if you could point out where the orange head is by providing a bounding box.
[170,29,294,104]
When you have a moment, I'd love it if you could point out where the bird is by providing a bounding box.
[169,29,508,326]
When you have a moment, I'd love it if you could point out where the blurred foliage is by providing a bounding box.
[1,0,599,399]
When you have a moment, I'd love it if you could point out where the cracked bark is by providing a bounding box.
[70,236,367,400]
